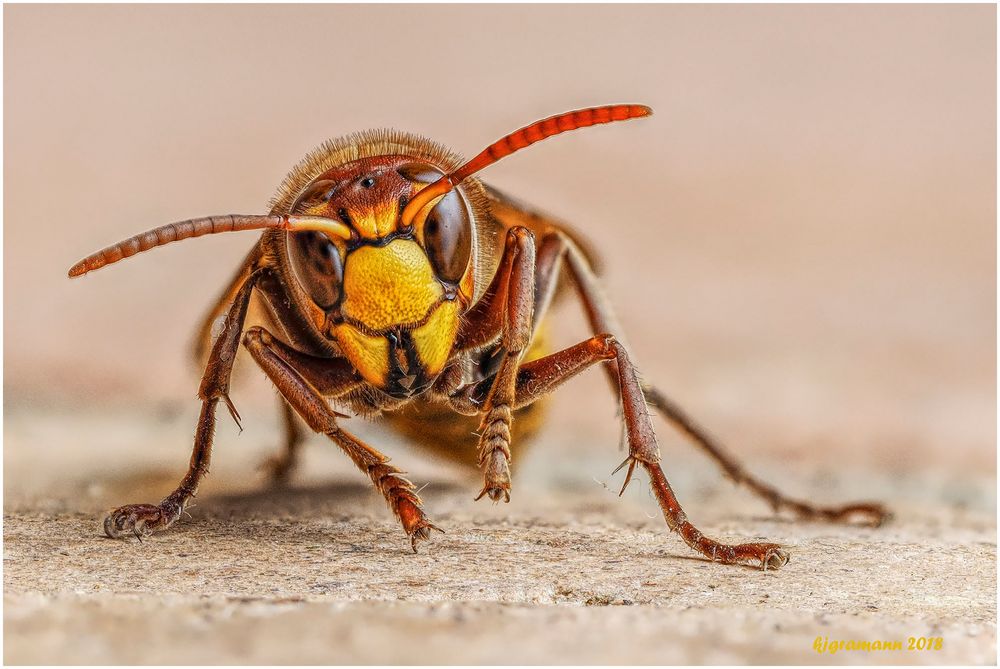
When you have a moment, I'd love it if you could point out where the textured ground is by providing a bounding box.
[4,410,996,664]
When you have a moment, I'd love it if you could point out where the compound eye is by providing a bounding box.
[292,179,337,213]
[288,231,344,310]
[397,162,473,284]
[421,191,472,284]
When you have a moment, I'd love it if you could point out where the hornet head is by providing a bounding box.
[68,104,652,399]
[286,155,476,397]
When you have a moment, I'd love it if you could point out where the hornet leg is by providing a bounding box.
[558,230,887,527]
[261,398,307,485]
[449,226,848,569]
[455,227,538,503]
[104,268,262,539]
[243,326,440,551]
[450,333,788,569]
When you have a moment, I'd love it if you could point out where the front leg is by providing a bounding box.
[104,269,261,539]
[242,327,441,551]
[462,227,537,503]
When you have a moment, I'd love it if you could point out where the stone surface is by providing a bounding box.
[4,411,996,664]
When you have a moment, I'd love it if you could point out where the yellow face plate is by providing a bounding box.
[341,239,443,332]
[332,238,463,392]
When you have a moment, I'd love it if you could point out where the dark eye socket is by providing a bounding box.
[422,190,472,284]
[288,231,344,310]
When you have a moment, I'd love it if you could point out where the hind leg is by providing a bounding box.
[261,398,307,484]
[554,231,888,526]
[641,387,887,526]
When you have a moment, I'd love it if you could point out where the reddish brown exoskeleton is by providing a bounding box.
[70,104,887,569]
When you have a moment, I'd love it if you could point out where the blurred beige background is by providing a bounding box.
[4,4,996,665]
[5,5,994,466]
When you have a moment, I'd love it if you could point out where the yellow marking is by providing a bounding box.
[522,318,550,363]
[341,239,443,331]
[349,210,375,239]
[333,324,389,387]
[411,300,460,378]
[351,200,399,239]
[459,261,475,302]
